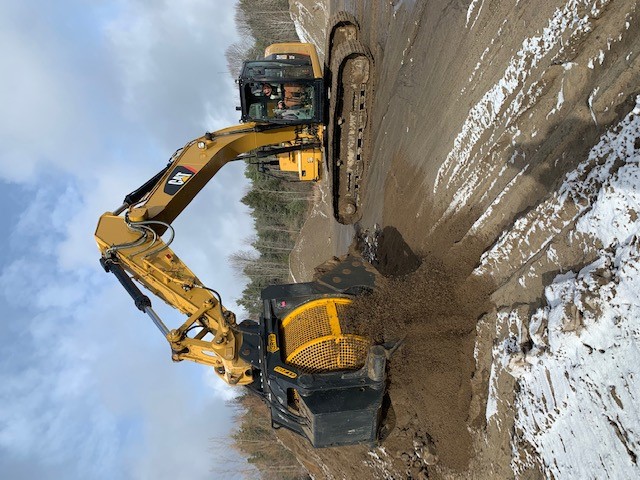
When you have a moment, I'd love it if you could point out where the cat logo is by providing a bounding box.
[274,366,297,379]
[168,172,192,186]
[164,166,197,195]
[267,333,279,353]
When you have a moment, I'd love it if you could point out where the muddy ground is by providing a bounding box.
[285,0,640,478]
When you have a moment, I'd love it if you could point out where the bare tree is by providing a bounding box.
[226,37,255,77]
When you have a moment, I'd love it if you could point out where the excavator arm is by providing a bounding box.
[95,122,319,386]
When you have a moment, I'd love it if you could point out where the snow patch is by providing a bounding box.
[466,0,484,29]
[588,87,600,126]
[364,446,401,478]
[435,0,609,225]
[290,1,328,58]
[486,310,529,425]
[480,97,640,478]
[475,95,640,276]
[510,248,640,478]
[469,163,529,235]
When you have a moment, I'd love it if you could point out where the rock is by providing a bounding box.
[416,467,430,479]
[412,438,425,450]
[422,451,439,466]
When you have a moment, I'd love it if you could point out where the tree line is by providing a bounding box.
[225,0,312,317]
[225,0,299,77]
[228,393,310,480]
[224,2,312,479]
[231,162,311,315]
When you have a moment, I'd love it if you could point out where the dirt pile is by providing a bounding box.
[343,238,492,475]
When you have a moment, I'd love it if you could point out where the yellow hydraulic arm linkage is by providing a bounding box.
[95,122,321,386]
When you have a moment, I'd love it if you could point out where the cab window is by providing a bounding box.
[242,61,313,80]
[243,82,316,122]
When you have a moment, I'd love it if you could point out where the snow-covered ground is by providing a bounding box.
[481,99,640,478]
[289,0,329,61]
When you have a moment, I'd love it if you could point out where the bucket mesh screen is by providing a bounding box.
[281,298,370,373]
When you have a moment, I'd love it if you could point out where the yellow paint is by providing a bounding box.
[274,366,298,379]
[280,298,370,373]
[267,333,279,353]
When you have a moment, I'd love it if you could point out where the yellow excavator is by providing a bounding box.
[95,15,384,447]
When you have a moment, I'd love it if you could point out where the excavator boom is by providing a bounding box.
[95,123,321,385]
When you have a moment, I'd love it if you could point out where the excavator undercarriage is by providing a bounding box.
[325,13,374,224]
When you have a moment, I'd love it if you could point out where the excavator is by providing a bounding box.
[95,14,383,447]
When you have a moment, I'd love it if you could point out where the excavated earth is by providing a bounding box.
[285,0,640,478]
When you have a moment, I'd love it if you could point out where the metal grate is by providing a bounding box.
[281,298,370,373]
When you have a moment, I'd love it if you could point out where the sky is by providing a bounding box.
[0,1,259,478]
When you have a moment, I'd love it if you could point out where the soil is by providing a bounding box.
[343,254,493,474]
[284,0,640,478]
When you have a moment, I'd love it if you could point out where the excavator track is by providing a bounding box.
[325,14,374,225]
[324,11,360,76]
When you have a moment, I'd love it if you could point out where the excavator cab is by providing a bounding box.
[235,44,326,182]
[238,51,324,124]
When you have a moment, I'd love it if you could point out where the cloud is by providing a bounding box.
[0,0,258,478]
[106,0,241,145]
[0,0,241,184]
[0,244,246,479]
[0,276,126,480]
[0,1,109,183]
[0,25,86,181]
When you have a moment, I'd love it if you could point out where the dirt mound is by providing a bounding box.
[342,239,492,474]
[374,226,421,277]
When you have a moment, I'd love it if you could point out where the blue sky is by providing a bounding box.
[0,1,258,478]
